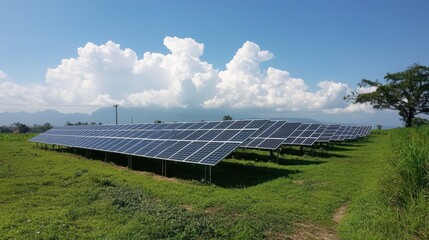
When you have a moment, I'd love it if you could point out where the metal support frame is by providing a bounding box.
[127,155,133,169]
[161,160,167,176]
[300,146,304,156]
[204,166,212,184]
[104,152,109,162]
[276,148,280,163]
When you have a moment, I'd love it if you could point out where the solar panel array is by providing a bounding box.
[241,122,372,150]
[30,119,372,166]
[30,120,268,166]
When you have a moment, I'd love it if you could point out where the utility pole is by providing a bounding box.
[113,104,119,125]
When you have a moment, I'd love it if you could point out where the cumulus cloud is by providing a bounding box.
[203,41,352,111]
[0,70,8,81]
[0,37,371,114]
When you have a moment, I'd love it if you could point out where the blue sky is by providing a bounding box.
[0,0,428,126]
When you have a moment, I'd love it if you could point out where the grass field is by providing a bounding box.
[0,129,427,239]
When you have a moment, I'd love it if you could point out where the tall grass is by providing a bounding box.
[339,127,429,239]
[382,126,429,239]
[385,126,429,206]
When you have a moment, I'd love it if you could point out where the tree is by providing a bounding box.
[411,117,429,127]
[347,64,429,127]
[31,122,53,133]
[11,122,30,133]
[0,126,12,133]
[223,115,232,121]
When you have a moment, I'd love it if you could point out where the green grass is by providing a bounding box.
[339,126,429,240]
[0,131,422,239]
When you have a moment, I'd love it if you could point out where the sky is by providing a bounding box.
[0,0,428,126]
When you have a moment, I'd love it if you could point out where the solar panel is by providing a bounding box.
[29,119,269,166]
[331,125,348,141]
[317,124,341,142]
[282,123,323,146]
[241,121,303,149]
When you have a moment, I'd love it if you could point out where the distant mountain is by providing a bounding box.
[0,107,318,126]
[0,110,91,126]
[91,107,319,124]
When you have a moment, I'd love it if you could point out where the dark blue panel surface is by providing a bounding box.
[145,141,177,157]
[134,140,163,156]
[185,142,223,163]
[200,142,238,165]
[257,139,284,149]
[169,141,207,161]
[158,141,192,160]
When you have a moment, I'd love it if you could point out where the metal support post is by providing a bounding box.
[300,146,304,156]
[204,166,212,184]
[161,160,167,176]
[128,156,133,169]
[276,148,280,163]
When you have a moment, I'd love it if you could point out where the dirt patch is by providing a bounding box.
[333,204,347,224]
[150,173,179,182]
[265,230,289,240]
[292,179,305,185]
[284,223,338,240]
[180,204,195,212]
[204,206,224,214]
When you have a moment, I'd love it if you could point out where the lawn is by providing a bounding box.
[0,132,396,239]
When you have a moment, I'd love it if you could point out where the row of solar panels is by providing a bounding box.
[29,120,371,166]
[242,122,372,150]
[30,120,268,166]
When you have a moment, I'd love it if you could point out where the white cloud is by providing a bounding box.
[356,86,377,94]
[0,70,8,81]
[323,103,375,114]
[163,36,204,58]
[0,37,373,114]
[203,41,353,112]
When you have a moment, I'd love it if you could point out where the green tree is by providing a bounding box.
[223,115,232,121]
[31,122,53,133]
[0,125,12,133]
[411,117,429,127]
[11,122,30,133]
[347,64,429,127]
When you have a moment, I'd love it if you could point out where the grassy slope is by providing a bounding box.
[0,133,389,239]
